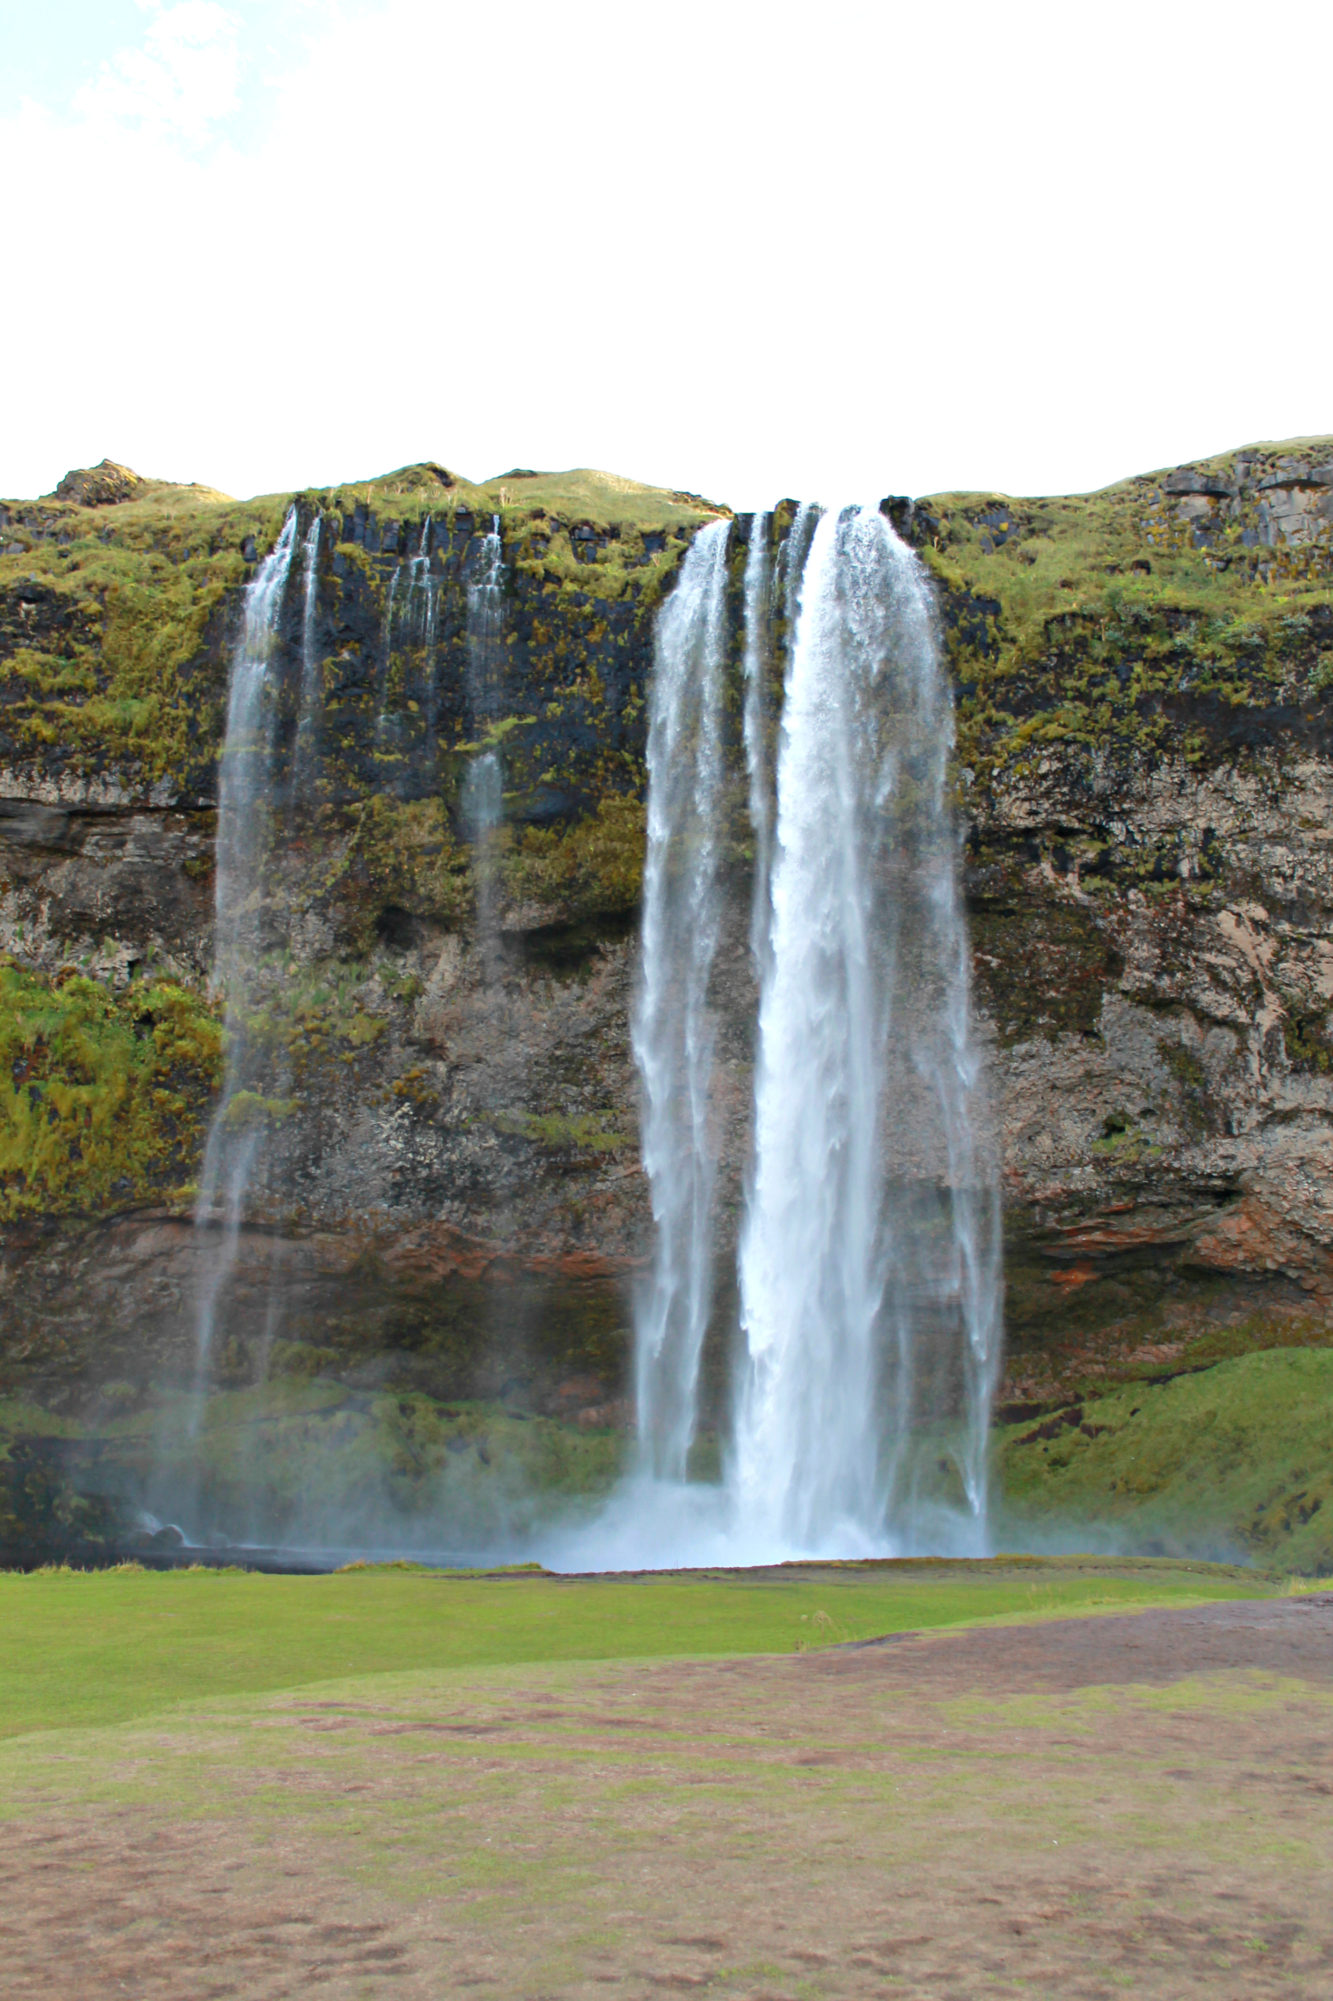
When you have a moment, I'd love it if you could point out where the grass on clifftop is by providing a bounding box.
[0,483,290,786]
[921,434,1333,785]
[0,458,717,791]
[0,1556,1278,1741]
[312,461,722,534]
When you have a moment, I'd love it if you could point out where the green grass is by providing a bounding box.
[996,1347,1333,1572]
[312,461,721,533]
[0,1557,1279,1741]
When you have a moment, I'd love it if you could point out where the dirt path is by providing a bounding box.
[2,1596,1331,1999]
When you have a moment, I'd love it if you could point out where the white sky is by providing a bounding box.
[3,0,1329,510]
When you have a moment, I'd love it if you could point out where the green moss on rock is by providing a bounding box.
[0,487,290,792]
[501,794,646,922]
[0,962,221,1216]
[995,1347,1333,1572]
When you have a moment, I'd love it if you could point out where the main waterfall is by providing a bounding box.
[735,505,1000,1554]
[587,501,1001,1567]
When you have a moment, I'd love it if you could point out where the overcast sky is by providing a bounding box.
[3,0,1329,509]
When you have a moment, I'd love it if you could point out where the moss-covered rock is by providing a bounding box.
[0,961,220,1216]
[903,438,1333,796]
[995,1346,1333,1573]
[0,459,723,811]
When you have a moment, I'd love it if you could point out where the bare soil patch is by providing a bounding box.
[2,1596,1331,1999]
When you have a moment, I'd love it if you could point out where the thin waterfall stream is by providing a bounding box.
[464,516,506,975]
[189,509,299,1399]
[631,518,730,1483]
[740,512,774,976]
[466,514,505,724]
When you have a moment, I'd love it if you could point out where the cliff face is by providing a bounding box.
[0,462,718,1498]
[2,443,1332,1562]
[913,441,1333,1407]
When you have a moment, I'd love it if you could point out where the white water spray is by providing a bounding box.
[462,747,504,979]
[378,517,438,748]
[294,513,322,789]
[632,518,731,1482]
[734,504,1000,1555]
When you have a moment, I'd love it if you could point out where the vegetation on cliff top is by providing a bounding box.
[0,460,719,797]
[921,435,1333,788]
[8,439,1329,804]
[316,460,723,534]
[0,478,290,790]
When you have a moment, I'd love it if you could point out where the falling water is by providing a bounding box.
[461,518,508,974]
[402,517,438,665]
[414,517,439,741]
[189,508,300,1399]
[462,748,504,979]
[293,513,322,790]
[631,518,731,1482]
[780,501,821,641]
[556,502,1001,1571]
[734,504,1001,1555]
[466,514,504,725]
[740,514,774,974]
[378,518,437,747]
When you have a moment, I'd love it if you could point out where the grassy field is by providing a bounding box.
[0,1555,1281,1742]
[0,1573,1327,1998]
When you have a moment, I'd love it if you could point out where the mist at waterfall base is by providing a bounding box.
[542,506,1003,1572]
[143,500,1002,1568]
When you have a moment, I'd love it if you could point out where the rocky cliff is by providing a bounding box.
[2,443,1331,1566]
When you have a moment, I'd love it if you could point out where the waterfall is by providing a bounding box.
[378,517,437,751]
[741,513,774,975]
[631,518,731,1483]
[293,513,322,790]
[414,517,439,743]
[461,518,508,973]
[466,514,504,725]
[403,516,438,660]
[734,504,1001,1554]
[561,501,1001,1570]
[462,747,504,979]
[781,501,821,642]
[189,507,300,1400]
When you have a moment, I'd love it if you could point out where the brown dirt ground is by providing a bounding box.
[2,1596,1331,2000]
